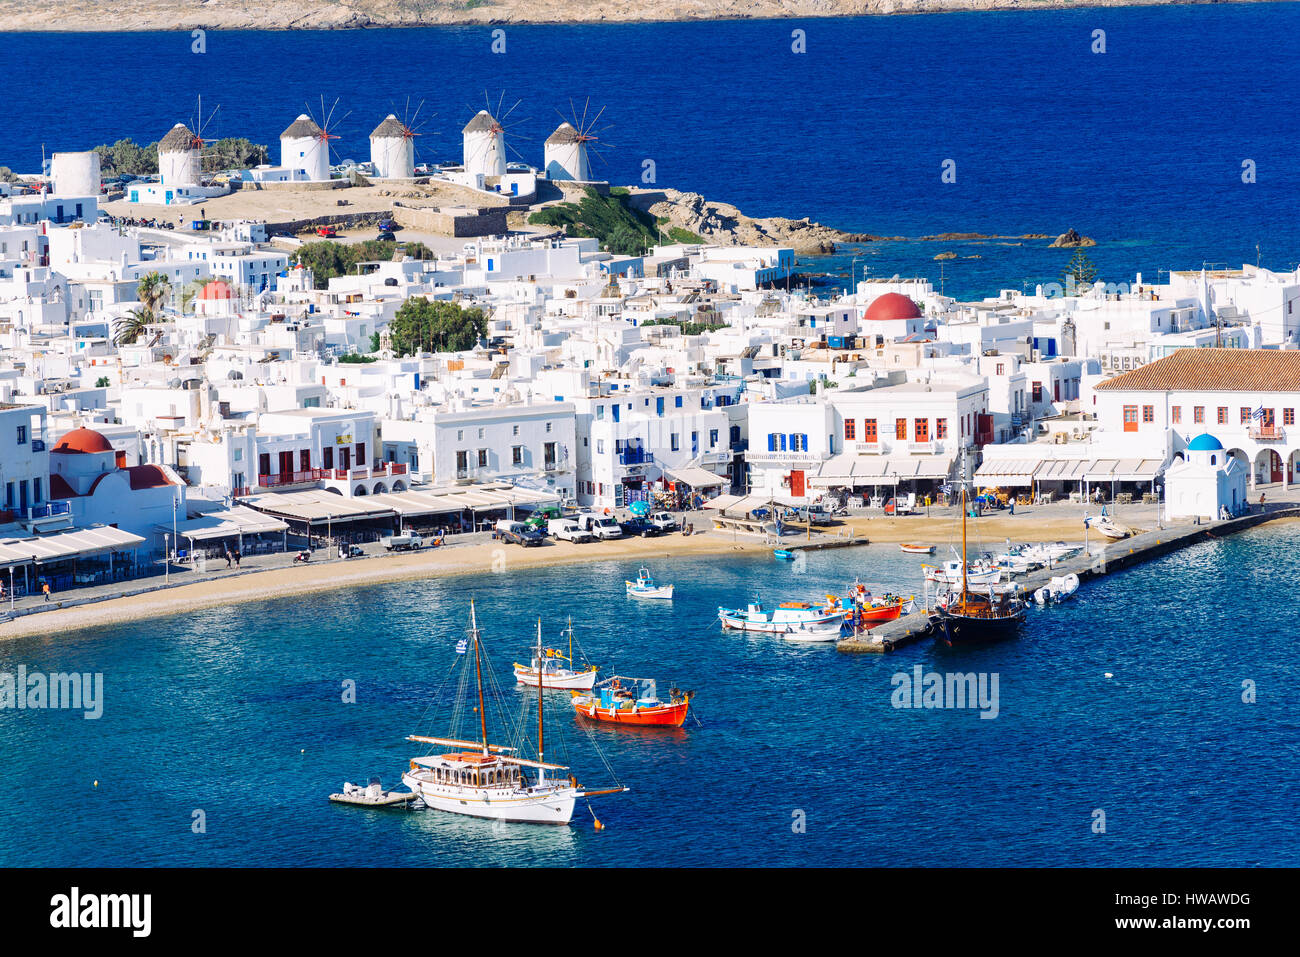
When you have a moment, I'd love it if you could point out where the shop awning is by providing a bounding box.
[242,491,397,524]
[165,506,289,542]
[663,466,727,488]
[904,455,955,480]
[974,458,1042,486]
[0,525,146,567]
[1034,459,1090,482]
[1082,459,1121,480]
[1113,458,1164,481]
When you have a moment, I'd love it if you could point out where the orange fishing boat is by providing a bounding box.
[571,676,693,728]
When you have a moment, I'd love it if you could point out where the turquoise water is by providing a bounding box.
[2,523,1296,867]
[4,5,1300,297]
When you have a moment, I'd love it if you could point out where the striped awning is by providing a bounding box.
[1082,459,1121,480]
[974,458,1041,486]
[1034,459,1090,482]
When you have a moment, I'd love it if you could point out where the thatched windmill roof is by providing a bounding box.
[281,114,324,139]
[462,110,500,134]
[159,123,199,153]
[370,114,409,139]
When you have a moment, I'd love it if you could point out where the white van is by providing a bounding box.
[574,513,623,540]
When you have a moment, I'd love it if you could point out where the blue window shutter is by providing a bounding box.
[768,433,776,451]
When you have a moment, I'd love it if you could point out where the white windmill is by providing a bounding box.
[159,96,221,187]
[369,98,430,179]
[544,98,613,182]
[280,97,349,182]
[462,93,528,184]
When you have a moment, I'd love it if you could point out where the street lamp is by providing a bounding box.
[163,534,170,585]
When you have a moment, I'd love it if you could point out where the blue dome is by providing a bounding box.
[1186,433,1224,452]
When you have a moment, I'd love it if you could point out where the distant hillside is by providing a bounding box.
[0,0,1261,33]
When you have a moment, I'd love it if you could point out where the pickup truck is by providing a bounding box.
[380,531,424,551]
[574,513,623,541]
[803,505,835,525]
[547,518,593,543]
[494,520,546,547]
[618,517,663,538]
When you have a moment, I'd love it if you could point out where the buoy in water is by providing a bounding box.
[93,780,98,787]
[593,817,605,831]
[1104,673,1113,679]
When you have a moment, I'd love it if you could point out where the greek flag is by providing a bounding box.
[455,639,468,655]
[1252,406,1266,420]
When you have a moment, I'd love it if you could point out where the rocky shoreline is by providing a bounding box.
[627,187,1095,256]
[0,0,1256,34]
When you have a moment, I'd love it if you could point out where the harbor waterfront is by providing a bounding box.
[1,518,1297,867]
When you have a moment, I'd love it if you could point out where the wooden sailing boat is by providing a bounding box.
[402,601,626,825]
[512,617,599,690]
[936,488,1026,646]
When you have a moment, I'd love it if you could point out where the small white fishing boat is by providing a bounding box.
[899,543,936,555]
[781,621,845,643]
[1034,573,1080,605]
[513,617,599,690]
[718,599,844,634]
[625,567,674,600]
[1022,541,1082,564]
[924,558,1001,586]
[1085,516,1131,540]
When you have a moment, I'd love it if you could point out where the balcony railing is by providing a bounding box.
[330,463,405,481]
[28,501,71,519]
[618,449,654,466]
[259,469,327,488]
[1250,424,1286,442]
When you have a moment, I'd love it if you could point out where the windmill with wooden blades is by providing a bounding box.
[461,91,529,184]
[280,96,349,182]
[369,96,433,179]
[544,97,614,183]
[156,95,221,189]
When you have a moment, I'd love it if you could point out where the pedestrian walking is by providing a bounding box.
[224,548,232,568]
[42,581,51,602]
[233,549,241,568]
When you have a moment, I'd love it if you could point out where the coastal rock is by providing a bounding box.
[627,187,868,256]
[1049,228,1097,248]
[934,251,957,260]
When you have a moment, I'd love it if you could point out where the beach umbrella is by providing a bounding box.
[628,501,651,517]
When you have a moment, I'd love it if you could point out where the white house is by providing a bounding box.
[1164,433,1247,522]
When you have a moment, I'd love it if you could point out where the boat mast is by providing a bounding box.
[960,487,969,603]
[537,617,545,787]
[471,600,488,755]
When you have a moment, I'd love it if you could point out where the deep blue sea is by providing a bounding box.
[2,521,1297,867]
[3,5,1300,297]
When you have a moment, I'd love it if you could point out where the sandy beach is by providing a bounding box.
[0,503,1160,641]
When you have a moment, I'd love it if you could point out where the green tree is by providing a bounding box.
[94,138,159,176]
[95,376,111,388]
[1064,248,1098,289]
[389,299,486,356]
[528,187,659,255]
[294,239,401,289]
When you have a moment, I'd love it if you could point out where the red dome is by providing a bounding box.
[52,427,114,454]
[864,292,922,322]
[199,280,233,300]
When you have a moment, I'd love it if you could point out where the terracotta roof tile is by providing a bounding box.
[1094,348,1300,393]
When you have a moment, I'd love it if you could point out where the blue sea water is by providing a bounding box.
[3,5,1300,297]
[2,521,1297,867]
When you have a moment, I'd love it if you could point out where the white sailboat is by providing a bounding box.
[403,602,626,825]
[512,617,599,690]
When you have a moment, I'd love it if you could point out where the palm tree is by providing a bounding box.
[136,272,171,318]
[112,307,154,346]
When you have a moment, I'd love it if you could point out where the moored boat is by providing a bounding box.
[513,617,599,690]
[773,548,798,561]
[625,567,674,599]
[924,558,1001,586]
[899,543,936,554]
[937,490,1027,646]
[718,599,844,634]
[571,676,693,727]
[1033,573,1080,605]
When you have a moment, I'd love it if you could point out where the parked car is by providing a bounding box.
[803,504,835,525]
[494,520,545,547]
[377,219,398,232]
[380,531,424,551]
[619,517,663,538]
[547,518,593,543]
[315,225,338,238]
[377,230,396,242]
[648,511,679,532]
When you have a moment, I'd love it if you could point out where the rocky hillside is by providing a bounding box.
[0,0,1241,33]
[627,188,871,255]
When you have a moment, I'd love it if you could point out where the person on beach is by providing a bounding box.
[1009,500,1015,516]
[42,581,51,602]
